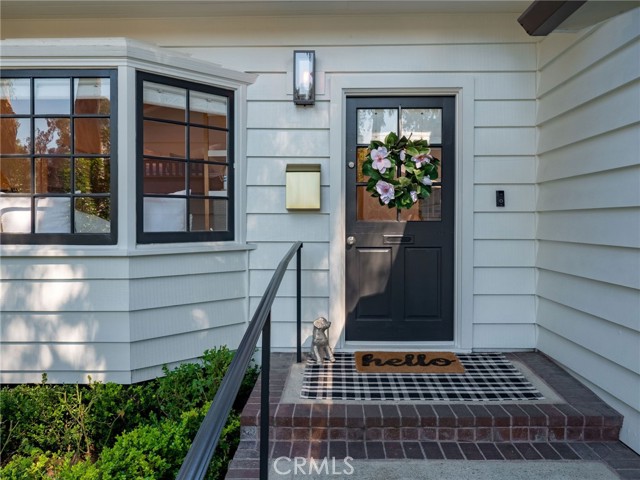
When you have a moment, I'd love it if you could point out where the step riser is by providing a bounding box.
[242,425,620,444]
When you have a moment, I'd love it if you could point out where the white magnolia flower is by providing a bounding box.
[375,180,395,205]
[370,147,392,174]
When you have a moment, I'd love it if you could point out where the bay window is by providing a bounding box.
[137,72,234,243]
[0,69,117,244]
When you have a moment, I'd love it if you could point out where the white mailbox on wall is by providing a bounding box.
[286,164,321,210]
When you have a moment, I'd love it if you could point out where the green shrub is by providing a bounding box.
[0,347,258,479]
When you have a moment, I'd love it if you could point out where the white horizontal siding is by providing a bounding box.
[249,242,329,270]
[249,270,329,298]
[538,81,640,154]
[538,298,640,373]
[246,157,330,186]
[537,125,639,182]
[473,324,536,349]
[475,100,536,127]
[474,240,536,267]
[474,185,535,212]
[1,312,130,343]
[0,250,250,383]
[475,127,537,156]
[538,166,640,212]
[474,156,536,184]
[538,209,640,248]
[247,101,329,129]
[474,295,536,324]
[246,214,330,242]
[474,268,536,295]
[474,213,536,239]
[538,240,640,289]
[182,44,536,73]
[130,299,247,341]
[537,10,640,453]
[247,186,331,214]
[537,270,640,332]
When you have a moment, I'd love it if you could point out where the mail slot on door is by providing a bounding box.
[383,235,414,245]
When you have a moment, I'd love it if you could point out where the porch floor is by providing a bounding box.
[226,352,640,479]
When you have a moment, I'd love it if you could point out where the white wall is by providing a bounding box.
[536,8,640,452]
[0,250,250,383]
[0,13,539,351]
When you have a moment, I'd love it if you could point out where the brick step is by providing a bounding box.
[242,400,622,444]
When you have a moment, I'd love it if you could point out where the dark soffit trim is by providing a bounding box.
[517,0,587,36]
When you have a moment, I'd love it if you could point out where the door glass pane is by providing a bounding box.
[1,78,30,115]
[401,108,442,144]
[357,186,397,221]
[0,118,31,154]
[74,78,111,115]
[357,109,397,144]
[399,186,441,222]
[34,118,71,154]
[143,82,186,122]
[356,146,369,182]
[34,78,70,115]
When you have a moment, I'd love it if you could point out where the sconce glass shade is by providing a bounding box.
[293,50,315,105]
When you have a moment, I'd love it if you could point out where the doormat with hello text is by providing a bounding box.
[355,351,465,374]
[301,352,545,401]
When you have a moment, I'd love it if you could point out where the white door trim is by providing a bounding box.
[328,73,476,351]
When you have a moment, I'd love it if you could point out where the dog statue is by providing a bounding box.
[310,317,335,363]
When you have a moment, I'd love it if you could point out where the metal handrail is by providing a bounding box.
[177,241,303,480]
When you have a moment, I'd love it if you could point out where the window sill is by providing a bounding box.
[0,242,256,258]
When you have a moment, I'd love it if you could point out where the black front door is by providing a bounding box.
[345,96,455,341]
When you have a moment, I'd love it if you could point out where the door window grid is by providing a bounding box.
[355,108,443,222]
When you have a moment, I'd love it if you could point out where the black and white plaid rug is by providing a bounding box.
[301,352,544,401]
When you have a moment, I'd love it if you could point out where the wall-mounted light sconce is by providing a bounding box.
[293,50,315,105]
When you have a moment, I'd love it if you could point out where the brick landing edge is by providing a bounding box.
[226,352,639,479]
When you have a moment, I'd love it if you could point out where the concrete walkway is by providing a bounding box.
[269,459,620,479]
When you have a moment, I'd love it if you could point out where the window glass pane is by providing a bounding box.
[143,158,186,194]
[143,120,185,158]
[189,126,227,161]
[34,78,70,115]
[143,82,186,122]
[143,195,187,232]
[75,197,110,233]
[0,195,31,232]
[74,78,110,115]
[190,198,227,232]
[357,185,397,221]
[357,109,397,144]
[35,118,71,154]
[190,91,227,128]
[0,118,31,154]
[401,108,442,144]
[35,196,71,233]
[1,158,31,193]
[189,163,227,195]
[74,118,110,154]
[399,186,441,222]
[1,78,30,115]
[35,157,71,193]
[75,157,110,193]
